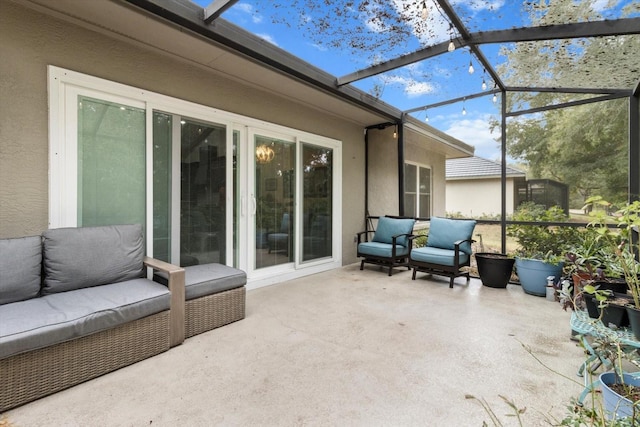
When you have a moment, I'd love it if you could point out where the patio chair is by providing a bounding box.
[409,217,476,288]
[356,216,416,276]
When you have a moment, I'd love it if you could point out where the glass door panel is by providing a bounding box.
[77,96,145,227]
[254,135,295,269]
[180,119,227,267]
[302,144,332,262]
[152,111,172,262]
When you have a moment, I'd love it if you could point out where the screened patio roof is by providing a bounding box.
[187,0,640,119]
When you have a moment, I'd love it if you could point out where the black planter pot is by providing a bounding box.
[584,295,600,319]
[601,293,633,328]
[594,278,627,294]
[627,305,640,340]
[475,253,515,289]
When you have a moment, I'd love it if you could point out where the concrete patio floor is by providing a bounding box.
[4,264,589,426]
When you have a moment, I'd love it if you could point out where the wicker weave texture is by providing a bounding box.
[0,311,170,412]
[186,286,246,338]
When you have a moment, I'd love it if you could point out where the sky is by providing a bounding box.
[193,0,636,162]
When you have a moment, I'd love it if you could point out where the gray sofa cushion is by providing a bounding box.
[0,278,170,359]
[42,224,144,295]
[0,236,42,305]
[154,263,246,300]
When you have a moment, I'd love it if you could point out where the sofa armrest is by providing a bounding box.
[144,256,185,347]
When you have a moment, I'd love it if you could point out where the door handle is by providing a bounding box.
[251,195,257,215]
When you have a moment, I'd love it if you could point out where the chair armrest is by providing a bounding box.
[356,230,374,244]
[145,256,185,347]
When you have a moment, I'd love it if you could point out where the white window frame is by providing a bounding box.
[405,161,432,218]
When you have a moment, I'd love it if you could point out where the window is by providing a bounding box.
[404,162,431,218]
[49,66,341,280]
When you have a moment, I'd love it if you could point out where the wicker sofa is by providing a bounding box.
[0,224,185,412]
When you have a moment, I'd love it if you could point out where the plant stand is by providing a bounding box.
[475,253,514,289]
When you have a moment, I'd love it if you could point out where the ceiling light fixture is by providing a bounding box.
[256,144,275,164]
[421,1,428,20]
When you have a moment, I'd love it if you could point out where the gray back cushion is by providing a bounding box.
[0,236,42,305]
[42,224,144,294]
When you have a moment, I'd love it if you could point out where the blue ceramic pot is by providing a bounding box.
[514,258,563,297]
[599,372,640,420]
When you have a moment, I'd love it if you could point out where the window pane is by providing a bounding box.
[255,136,296,269]
[153,111,172,262]
[180,119,226,266]
[419,167,431,195]
[77,96,145,228]
[404,194,416,217]
[419,195,430,218]
[405,163,417,192]
[302,143,332,262]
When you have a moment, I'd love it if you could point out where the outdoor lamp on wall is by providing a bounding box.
[256,144,275,164]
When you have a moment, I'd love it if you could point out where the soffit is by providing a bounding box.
[15,0,398,127]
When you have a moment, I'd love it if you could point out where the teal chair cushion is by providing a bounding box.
[372,217,415,248]
[426,217,476,255]
[411,246,469,266]
[358,242,410,258]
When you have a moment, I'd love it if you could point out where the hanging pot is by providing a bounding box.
[475,253,515,289]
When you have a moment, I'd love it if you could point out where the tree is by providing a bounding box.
[494,0,637,207]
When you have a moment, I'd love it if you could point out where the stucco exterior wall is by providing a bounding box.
[366,127,447,219]
[445,178,517,217]
[0,1,364,264]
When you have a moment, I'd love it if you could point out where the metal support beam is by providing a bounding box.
[506,93,628,117]
[435,0,505,91]
[501,91,507,254]
[506,86,630,95]
[203,0,238,24]
[630,92,640,202]
[405,89,501,114]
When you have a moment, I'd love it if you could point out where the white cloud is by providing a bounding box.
[234,3,252,13]
[451,0,505,13]
[310,43,328,52]
[256,33,279,47]
[381,75,436,97]
[443,114,502,161]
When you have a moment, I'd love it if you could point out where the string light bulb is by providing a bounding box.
[492,93,498,103]
[448,39,455,52]
[462,98,467,115]
[393,124,398,139]
[424,109,429,122]
[482,78,487,91]
[421,1,428,20]
[468,60,474,74]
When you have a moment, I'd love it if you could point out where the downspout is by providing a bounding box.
[397,119,405,216]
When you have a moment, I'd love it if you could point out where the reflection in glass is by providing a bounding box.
[255,136,295,269]
[180,119,226,266]
[302,144,332,262]
[77,96,145,228]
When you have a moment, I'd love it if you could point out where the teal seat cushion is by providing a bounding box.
[372,217,415,247]
[358,242,409,258]
[411,247,469,267]
[426,217,476,255]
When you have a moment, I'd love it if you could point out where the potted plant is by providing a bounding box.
[585,198,640,339]
[475,252,515,289]
[508,202,580,296]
